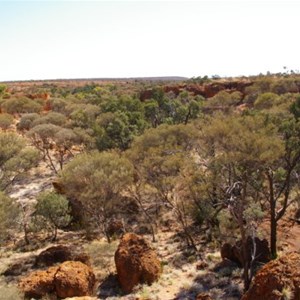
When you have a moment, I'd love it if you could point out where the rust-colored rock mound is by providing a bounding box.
[19,266,58,298]
[115,233,161,293]
[242,252,300,300]
[54,261,96,298]
[19,261,95,299]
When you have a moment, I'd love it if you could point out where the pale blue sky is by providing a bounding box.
[0,1,299,81]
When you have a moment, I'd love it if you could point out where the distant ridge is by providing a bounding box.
[1,76,188,84]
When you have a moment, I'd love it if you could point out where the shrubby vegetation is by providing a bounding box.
[3,74,300,293]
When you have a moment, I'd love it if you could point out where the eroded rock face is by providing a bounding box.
[19,261,95,299]
[115,233,161,293]
[221,237,270,267]
[242,252,300,300]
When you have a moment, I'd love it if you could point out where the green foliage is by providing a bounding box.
[206,91,242,110]
[17,113,40,131]
[290,95,300,119]
[0,132,39,190]
[0,84,7,95]
[0,113,13,130]
[94,111,133,151]
[254,92,280,110]
[59,151,134,240]
[31,111,67,127]
[34,191,71,240]
[69,104,101,128]
[1,97,42,114]
[0,192,19,243]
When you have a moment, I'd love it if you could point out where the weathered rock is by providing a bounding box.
[35,245,90,267]
[220,243,240,265]
[242,252,300,300]
[107,219,124,238]
[19,266,57,298]
[35,245,73,267]
[221,237,270,267]
[55,261,95,298]
[196,293,213,300]
[19,261,95,299]
[115,233,161,293]
[196,260,209,270]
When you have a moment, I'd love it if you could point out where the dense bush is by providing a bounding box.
[1,97,43,114]
[0,113,13,130]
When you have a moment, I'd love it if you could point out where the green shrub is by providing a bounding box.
[17,113,40,131]
[1,97,42,114]
[0,113,13,130]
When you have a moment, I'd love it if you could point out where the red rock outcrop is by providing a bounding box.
[54,261,95,298]
[27,93,51,100]
[19,261,95,299]
[242,252,300,300]
[115,233,161,293]
[139,80,253,101]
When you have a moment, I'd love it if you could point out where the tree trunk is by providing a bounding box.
[270,213,277,259]
[52,226,58,242]
[268,171,277,259]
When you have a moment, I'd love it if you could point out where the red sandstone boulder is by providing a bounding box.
[242,252,300,300]
[115,233,161,293]
[19,261,95,299]
[55,261,95,298]
[19,266,57,298]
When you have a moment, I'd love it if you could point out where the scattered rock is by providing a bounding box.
[242,252,300,300]
[35,245,73,267]
[115,233,161,293]
[107,219,125,238]
[55,261,96,299]
[221,243,240,265]
[196,261,209,270]
[221,237,270,267]
[35,245,90,267]
[196,292,213,300]
[19,261,95,299]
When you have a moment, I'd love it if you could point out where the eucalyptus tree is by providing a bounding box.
[58,151,134,242]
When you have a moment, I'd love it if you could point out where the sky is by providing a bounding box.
[0,0,299,81]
